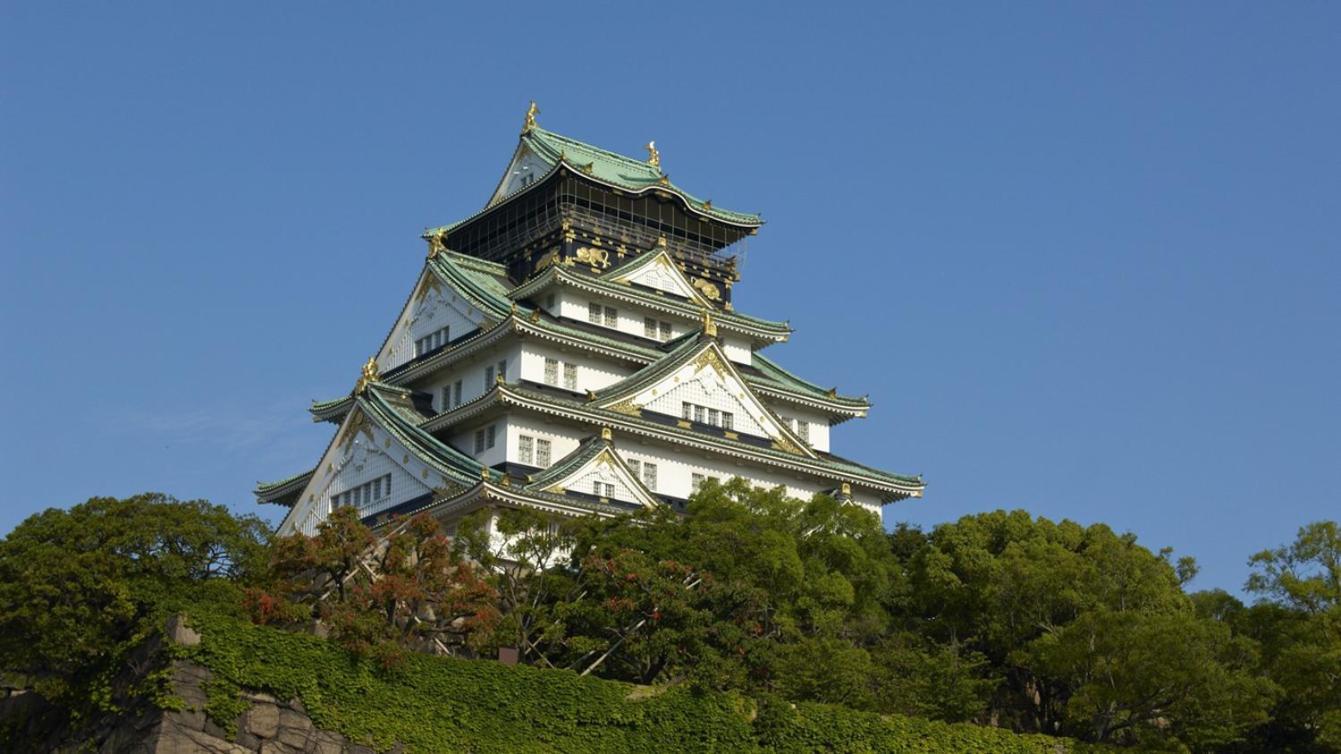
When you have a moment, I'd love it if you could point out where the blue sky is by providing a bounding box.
[2,2,1337,595]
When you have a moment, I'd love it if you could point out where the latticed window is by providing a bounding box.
[644,317,657,338]
[681,402,692,420]
[519,435,534,465]
[796,419,810,443]
[659,321,671,340]
[452,380,462,407]
[563,363,577,390]
[536,438,552,467]
[691,473,707,492]
[588,302,602,324]
[497,359,507,382]
[604,306,617,327]
[722,412,734,431]
[544,358,558,386]
[693,405,705,424]
[627,458,641,478]
[642,462,658,491]
[484,365,494,387]
[593,481,614,498]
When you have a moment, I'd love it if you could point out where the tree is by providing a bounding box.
[0,493,269,705]
[1243,521,1341,752]
[1021,609,1276,750]
[251,507,498,668]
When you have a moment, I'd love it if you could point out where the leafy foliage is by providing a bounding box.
[246,507,498,667]
[0,493,267,707]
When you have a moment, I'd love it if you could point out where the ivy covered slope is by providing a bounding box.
[186,610,1105,754]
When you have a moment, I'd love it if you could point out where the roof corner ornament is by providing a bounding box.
[427,230,447,259]
[701,308,718,338]
[355,357,381,395]
[600,426,613,442]
[522,100,539,134]
[645,140,660,168]
[827,387,838,398]
[481,467,491,481]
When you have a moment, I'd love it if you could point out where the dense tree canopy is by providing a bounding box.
[1,488,1336,753]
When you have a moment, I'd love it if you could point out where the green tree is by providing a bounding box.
[0,493,269,706]
[1021,608,1275,750]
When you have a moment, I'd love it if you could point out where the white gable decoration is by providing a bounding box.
[538,444,659,508]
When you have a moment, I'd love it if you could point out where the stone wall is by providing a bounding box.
[0,617,400,754]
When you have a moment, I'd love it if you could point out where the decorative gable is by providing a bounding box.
[526,434,659,508]
[488,144,554,206]
[375,268,492,370]
[605,247,708,304]
[595,340,817,458]
[278,406,443,536]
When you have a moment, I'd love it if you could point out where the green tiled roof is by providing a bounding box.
[523,433,610,492]
[752,353,869,408]
[520,127,762,227]
[498,384,923,499]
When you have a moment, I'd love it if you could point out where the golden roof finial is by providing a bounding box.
[522,101,539,134]
[645,140,660,168]
[600,426,613,441]
[355,357,381,394]
[427,230,447,259]
[701,308,717,338]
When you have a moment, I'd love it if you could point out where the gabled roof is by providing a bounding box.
[510,264,790,344]
[504,127,762,227]
[591,333,819,459]
[255,468,315,506]
[601,244,715,307]
[523,430,660,508]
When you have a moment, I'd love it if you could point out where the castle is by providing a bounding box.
[258,104,923,536]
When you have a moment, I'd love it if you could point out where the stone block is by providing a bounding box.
[163,615,201,647]
[244,703,281,739]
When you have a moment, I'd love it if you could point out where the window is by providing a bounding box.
[544,357,558,386]
[536,438,552,467]
[486,424,496,449]
[588,302,602,324]
[452,380,462,407]
[691,473,707,492]
[645,317,671,341]
[593,481,615,498]
[518,435,534,465]
[331,474,392,513]
[440,386,451,411]
[795,419,810,443]
[603,306,617,327]
[563,362,577,390]
[415,326,450,357]
[682,401,734,430]
[484,365,494,387]
[497,359,507,383]
[627,458,641,478]
[474,429,485,454]
[642,462,658,491]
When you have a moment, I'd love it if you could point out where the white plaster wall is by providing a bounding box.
[770,406,832,453]
[720,335,753,366]
[448,415,510,468]
[505,414,586,469]
[518,341,629,394]
[414,341,522,413]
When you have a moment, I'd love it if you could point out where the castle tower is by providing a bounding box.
[258,105,924,535]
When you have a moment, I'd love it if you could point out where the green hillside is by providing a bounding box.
[186,610,1104,753]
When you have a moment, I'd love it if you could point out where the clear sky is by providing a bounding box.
[2,2,1337,595]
